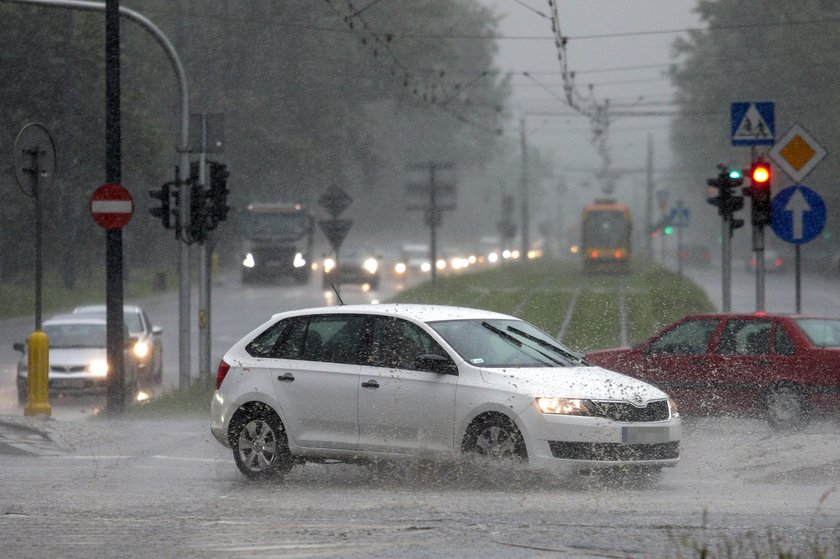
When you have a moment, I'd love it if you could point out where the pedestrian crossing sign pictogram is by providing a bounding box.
[731,102,775,146]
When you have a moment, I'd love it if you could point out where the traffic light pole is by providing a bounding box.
[722,215,732,312]
[754,225,765,312]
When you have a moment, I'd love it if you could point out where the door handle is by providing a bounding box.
[690,359,707,366]
[276,373,295,382]
[361,380,379,389]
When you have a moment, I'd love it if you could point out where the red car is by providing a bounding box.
[586,314,840,429]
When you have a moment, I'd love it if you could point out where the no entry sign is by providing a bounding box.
[90,183,134,229]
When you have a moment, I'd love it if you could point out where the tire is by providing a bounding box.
[229,405,294,480]
[463,415,528,462]
[763,385,809,430]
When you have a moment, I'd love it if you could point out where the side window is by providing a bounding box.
[246,318,297,357]
[369,317,446,371]
[648,319,718,355]
[315,315,369,365]
[774,324,796,356]
[716,320,771,355]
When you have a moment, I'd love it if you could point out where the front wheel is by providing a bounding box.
[763,385,808,430]
[463,415,527,462]
[230,405,294,480]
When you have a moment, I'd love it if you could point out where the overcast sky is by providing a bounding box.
[478,0,702,205]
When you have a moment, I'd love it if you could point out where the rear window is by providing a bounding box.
[794,319,840,347]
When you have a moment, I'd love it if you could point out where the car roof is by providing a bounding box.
[680,312,836,321]
[73,304,142,313]
[270,304,516,323]
[45,314,108,326]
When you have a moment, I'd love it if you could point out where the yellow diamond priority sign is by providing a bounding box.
[769,124,827,182]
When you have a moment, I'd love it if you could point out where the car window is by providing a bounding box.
[43,323,107,349]
[775,325,796,356]
[368,317,447,371]
[245,318,297,357]
[648,319,718,355]
[122,311,144,333]
[312,315,369,364]
[794,318,840,347]
[716,320,771,355]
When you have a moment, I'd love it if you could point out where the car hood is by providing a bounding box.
[478,365,667,403]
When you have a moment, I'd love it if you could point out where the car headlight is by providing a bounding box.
[668,397,679,418]
[363,257,378,274]
[88,359,109,377]
[394,262,407,274]
[133,341,150,359]
[323,258,336,273]
[293,252,306,268]
[536,397,593,415]
[242,253,255,268]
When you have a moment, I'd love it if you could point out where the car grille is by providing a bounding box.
[51,365,87,373]
[590,400,670,422]
[548,441,680,462]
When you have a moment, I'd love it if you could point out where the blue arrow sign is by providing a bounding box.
[771,185,826,245]
[730,102,775,146]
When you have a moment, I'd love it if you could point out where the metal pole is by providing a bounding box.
[677,226,683,278]
[722,216,731,312]
[3,0,193,391]
[755,225,765,312]
[429,162,437,285]
[795,245,802,314]
[645,135,653,261]
[104,0,125,415]
[198,116,210,386]
[520,118,529,256]
[32,152,42,331]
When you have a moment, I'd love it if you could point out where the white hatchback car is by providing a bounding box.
[211,304,681,480]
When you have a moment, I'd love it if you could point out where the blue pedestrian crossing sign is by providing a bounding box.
[730,102,775,146]
[669,201,690,228]
[771,185,826,245]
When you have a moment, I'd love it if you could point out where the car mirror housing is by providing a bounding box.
[13,342,25,353]
[416,354,458,375]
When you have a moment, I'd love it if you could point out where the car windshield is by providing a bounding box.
[429,318,584,368]
[43,323,107,349]
[795,319,840,347]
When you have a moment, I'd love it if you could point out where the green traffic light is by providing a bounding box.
[728,169,742,180]
[663,225,674,235]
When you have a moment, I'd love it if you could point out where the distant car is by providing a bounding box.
[746,249,785,272]
[73,304,164,383]
[211,304,680,480]
[14,314,140,404]
[587,313,840,429]
[322,247,381,289]
[394,243,431,277]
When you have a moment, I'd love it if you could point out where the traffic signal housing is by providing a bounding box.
[707,166,745,236]
[149,182,174,229]
[207,162,230,227]
[746,158,772,226]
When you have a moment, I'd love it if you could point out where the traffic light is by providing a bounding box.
[707,165,745,237]
[747,158,772,226]
[149,182,173,229]
[207,162,230,227]
[189,182,208,243]
[663,225,674,235]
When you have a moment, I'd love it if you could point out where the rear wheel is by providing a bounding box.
[763,385,808,430]
[230,405,294,480]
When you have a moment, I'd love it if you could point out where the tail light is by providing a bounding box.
[216,360,231,390]
[614,250,623,259]
[591,250,600,259]
[775,257,783,268]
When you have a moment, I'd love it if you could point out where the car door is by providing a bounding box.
[357,316,458,454]
[709,318,775,414]
[268,314,365,450]
[635,318,721,410]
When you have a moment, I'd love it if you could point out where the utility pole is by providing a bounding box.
[645,135,654,261]
[520,117,530,256]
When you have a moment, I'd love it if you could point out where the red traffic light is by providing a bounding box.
[751,162,771,185]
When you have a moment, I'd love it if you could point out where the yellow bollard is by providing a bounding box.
[211,251,220,280]
[24,330,51,417]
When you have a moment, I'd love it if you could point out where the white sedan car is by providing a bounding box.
[211,304,681,480]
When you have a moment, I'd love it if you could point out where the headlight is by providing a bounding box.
[394,262,407,274]
[293,252,306,268]
[242,253,255,268]
[324,258,336,273]
[536,397,593,415]
[133,341,150,358]
[88,359,109,377]
[420,262,432,272]
[668,397,680,418]
[363,257,378,274]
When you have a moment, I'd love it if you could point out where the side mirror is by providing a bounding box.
[151,325,163,336]
[415,354,458,375]
[13,342,25,353]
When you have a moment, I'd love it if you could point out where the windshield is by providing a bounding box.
[246,213,308,238]
[429,318,584,368]
[794,319,840,347]
[43,323,107,349]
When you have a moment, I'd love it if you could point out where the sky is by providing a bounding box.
[476,0,702,209]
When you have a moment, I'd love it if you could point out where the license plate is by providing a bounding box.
[52,378,88,389]
[622,426,672,444]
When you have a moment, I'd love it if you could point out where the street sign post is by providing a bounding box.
[90,182,135,229]
[318,185,353,289]
[730,102,775,146]
[771,185,827,313]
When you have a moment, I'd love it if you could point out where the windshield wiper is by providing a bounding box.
[481,322,564,366]
[506,326,589,365]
